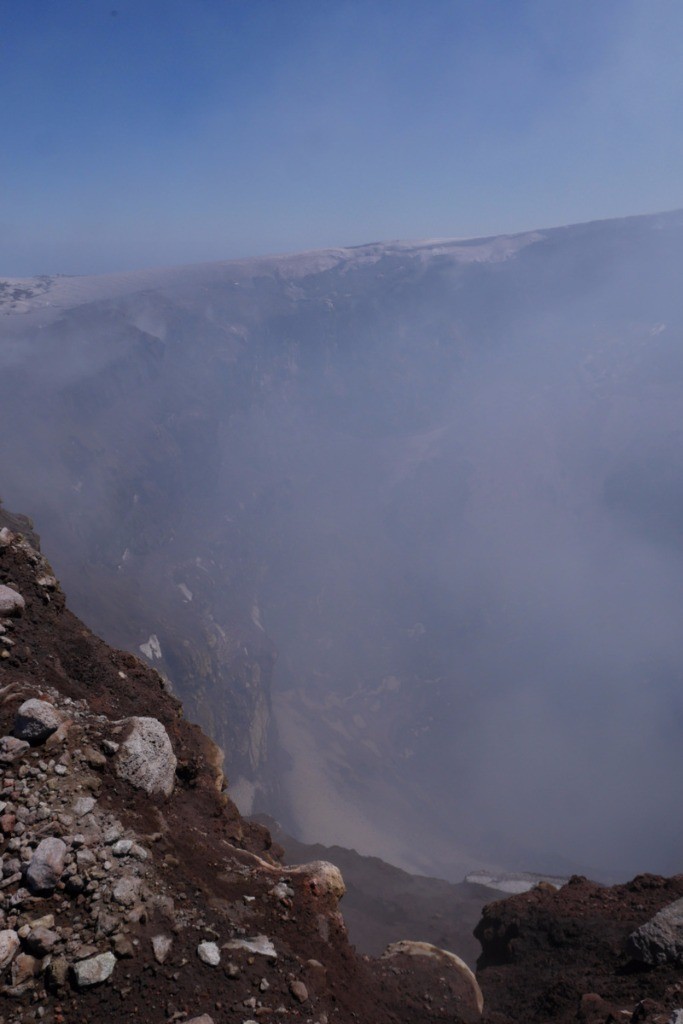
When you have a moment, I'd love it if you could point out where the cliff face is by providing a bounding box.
[0,503,486,1024]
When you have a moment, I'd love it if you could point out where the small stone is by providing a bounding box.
[73,796,96,817]
[0,737,30,764]
[152,933,173,963]
[0,929,20,969]
[0,586,25,616]
[13,699,63,744]
[44,720,73,751]
[82,746,107,770]
[65,874,85,896]
[26,838,67,895]
[103,825,123,845]
[76,848,97,870]
[44,956,69,991]
[112,876,142,907]
[0,528,14,547]
[289,979,309,1003]
[112,932,134,958]
[71,950,116,987]
[197,941,221,966]
[184,1017,216,1024]
[11,951,39,986]
[24,925,59,956]
[111,839,133,857]
[36,574,58,589]
[102,740,119,755]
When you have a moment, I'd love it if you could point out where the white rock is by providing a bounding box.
[197,941,221,966]
[0,585,24,615]
[185,1017,215,1024]
[71,951,116,987]
[112,839,133,857]
[13,699,63,743]
[152,934,173,963]
[73,796,96,817]
[112,876,142,907]
[223,935,277,960]
[115,717,176,798]
[0,528,14,547]
[26,837,67,894]
[0,930,20,970]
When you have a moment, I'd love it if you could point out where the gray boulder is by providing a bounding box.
[14,699,64,743]
[25,837,67,895]
[71,951,116,988]
[0,585,24,615]
[115,716,176,798]
[628,897,683,965]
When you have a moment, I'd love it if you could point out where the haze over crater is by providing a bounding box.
[2,210,683,881]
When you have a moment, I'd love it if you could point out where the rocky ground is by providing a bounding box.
[0,504,484,1023]
[3,500,683,1024]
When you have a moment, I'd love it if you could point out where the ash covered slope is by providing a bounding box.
[0,504,483,1024]
[4,210,683,880]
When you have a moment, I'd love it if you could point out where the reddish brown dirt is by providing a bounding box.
[476,873,683,1024]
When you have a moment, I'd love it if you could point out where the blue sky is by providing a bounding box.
[2,0,683,275]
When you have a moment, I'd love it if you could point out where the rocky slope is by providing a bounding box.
[4,503,683,1024]
[0,502,487,1023]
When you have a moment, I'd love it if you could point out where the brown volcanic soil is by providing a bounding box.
[476,873,683,1024]
[0,503,482,1024]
